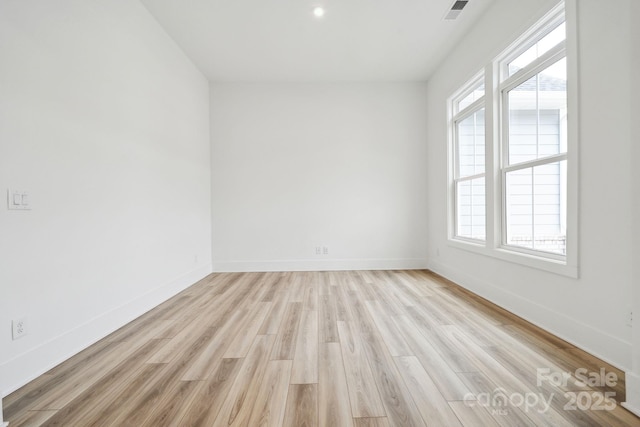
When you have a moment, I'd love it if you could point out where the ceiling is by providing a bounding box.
[139,0,495,82]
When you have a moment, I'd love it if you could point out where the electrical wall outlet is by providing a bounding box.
[12,317,28,340]
[315,245,330,256]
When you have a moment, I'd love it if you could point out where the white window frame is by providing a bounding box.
[447,0,579,278]
[450,74,486,244]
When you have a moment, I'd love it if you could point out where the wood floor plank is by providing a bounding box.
[368,271,411,315]
[417,322,479,373]
[181,308,250,381]
[3,373,56,419]
[146,316,211,363]
[107,327,218,427]
[259,292,291,335]
[223,301,272,358]
[448,401,501,427]
[87,363,167,427]
[247,360,293,427]
[394,356,463,427]
[337,321,386,418]
[329,274,353,321]
[391,314,472,401]
[31,341,132,411]
[6,410,57,427]
[355,325,426,427]
[141,380,201,427]
[318,271,331,295]
[365,300,413,357]
[283,384,318,427]
[259,272,285,302]
[396,271,434,297]
[212,335,276,427]
[319,294,339,343]
[289,274,307,302]
[39,338,166,426]
[170,358,243,427]
[319,343,354,427]
[353,417,390,427]
[271,302,303,360]
[104,296,191,343]
[303,280,319,311]
[349,273,378,301]
[291,309,319,384]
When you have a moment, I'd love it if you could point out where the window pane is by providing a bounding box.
[508,22,566,76]
[507,58,566,165]
[457,177,486,241]
[505,160,566,254]
[458,82,485,111]
[457,109,485,177]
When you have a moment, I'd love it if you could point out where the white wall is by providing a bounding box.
[426,0,634,369]
[210,83,428,272]
[626,0,640,415]
[0,0,212,398]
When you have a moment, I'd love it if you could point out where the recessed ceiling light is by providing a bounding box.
[313,6,325,18]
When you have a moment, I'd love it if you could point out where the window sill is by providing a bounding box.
[447,238,579,278]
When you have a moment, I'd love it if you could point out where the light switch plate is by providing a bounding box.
[7,189,31,210]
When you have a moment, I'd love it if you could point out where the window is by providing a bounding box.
[452,78,486,241]
[501,18,567,257]
[448,1,577,276]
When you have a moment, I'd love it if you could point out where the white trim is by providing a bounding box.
[452,72,485,116]
[448,238,577,278]
[563,0,580,275]
[429,259,631,371]
[623,372,640,417]
[213,258,428,273]
[495,2,567,75]
[454,98,485,122]
[500,43,567,93]
[456,172,485,183]
[0,264,212,397]
[502,153,567,173]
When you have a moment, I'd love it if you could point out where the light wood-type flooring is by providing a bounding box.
[4,270,638,426]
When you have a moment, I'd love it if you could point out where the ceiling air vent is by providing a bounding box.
[444,0,469,20]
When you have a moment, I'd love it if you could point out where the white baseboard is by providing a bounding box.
[0,264,212,398]
[429,259,632,373]
[623,371,640,417]
[213,258,429,272]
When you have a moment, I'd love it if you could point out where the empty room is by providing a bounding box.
[1,0,639,425]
